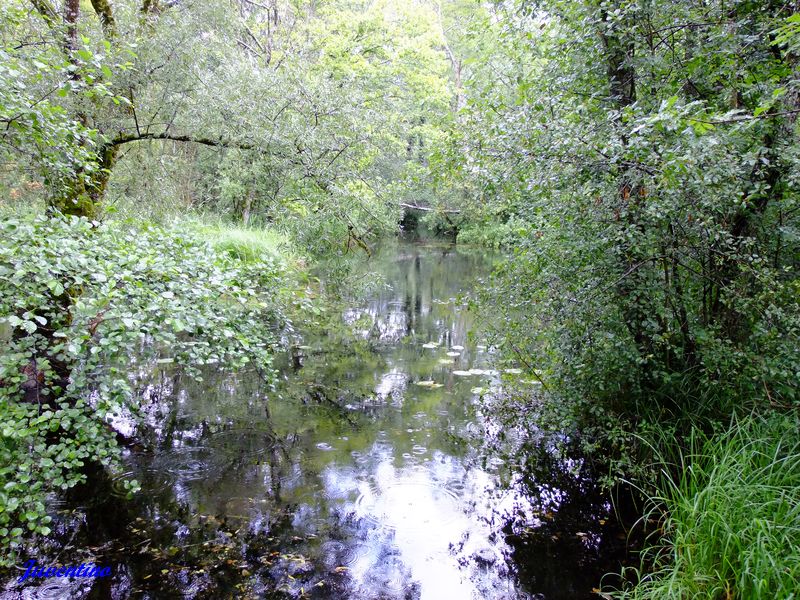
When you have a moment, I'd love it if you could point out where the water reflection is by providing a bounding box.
[2,241,631,600]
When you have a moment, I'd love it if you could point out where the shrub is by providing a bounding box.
[0,214,290,564]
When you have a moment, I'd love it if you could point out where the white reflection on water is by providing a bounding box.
[374,369,408,401]
[318,444,521,600]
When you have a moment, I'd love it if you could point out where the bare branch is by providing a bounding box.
[107,132,256,151]
[399,203,461,214]
[688,109,800,125]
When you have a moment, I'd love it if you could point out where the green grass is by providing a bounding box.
[179,217,294,265]
[616,415,800,600]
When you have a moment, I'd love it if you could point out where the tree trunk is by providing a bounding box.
[48,145,119,219]
[243,189,253,226]
[64,0,79,55]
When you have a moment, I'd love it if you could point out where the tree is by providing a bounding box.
[3,0,456,245]
[448,0,800,438]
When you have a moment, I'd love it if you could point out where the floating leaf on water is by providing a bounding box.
[504,368,523,374]
[438,358,454,364]
[421,342,438,349]
[417,381,444,390]
[471,387,485,394]
[446,351,461,357]
[452,370,472,376]
[468,368,486,375]
[156,358,174,364]
[451,345,465,350]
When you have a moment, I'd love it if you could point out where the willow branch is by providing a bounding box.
[399,202,461,214]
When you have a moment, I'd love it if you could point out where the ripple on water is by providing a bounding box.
[346,552,417,600]
[320,539,359,567]
[316,442,334,451]
[207,428,276,456]
[445,480,467,496]
[354,481,462,532]
[158,446,215,481]
[21,579,89,600]
[380,562,411,596]
[109,471,135,498]
[350,450,370,465]
[222,496,271,522]
[110,467,177,498]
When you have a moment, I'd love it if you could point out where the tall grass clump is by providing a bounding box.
[179,217,293,264]
[617,415,800,600]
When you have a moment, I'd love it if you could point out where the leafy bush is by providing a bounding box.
[460,0,800,451]
[0,215,290,565]
[456,216,531,249]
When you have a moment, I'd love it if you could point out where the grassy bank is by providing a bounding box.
[178,217,294,265]
[613,415,800,599]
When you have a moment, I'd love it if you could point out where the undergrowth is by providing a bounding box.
[612,414,800,600]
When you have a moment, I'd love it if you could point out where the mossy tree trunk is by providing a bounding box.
[47,145,119,219]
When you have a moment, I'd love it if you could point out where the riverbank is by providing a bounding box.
[459,228,800,598]
[0,213,307,569]
[611,414,800,599]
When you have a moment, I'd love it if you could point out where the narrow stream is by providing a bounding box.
[3,241,631,600]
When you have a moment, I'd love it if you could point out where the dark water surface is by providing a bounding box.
[2,241,633,599]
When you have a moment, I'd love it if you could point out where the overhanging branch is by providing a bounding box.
[107,132,255,151]
[400,202,460,214]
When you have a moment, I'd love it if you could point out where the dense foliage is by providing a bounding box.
[447,0,800,446]
[438,0,800,595]
[2,0,799,595]
[1,0,455,252]
[0,215,290,564]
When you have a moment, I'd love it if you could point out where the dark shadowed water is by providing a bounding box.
[2,241,636,599]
